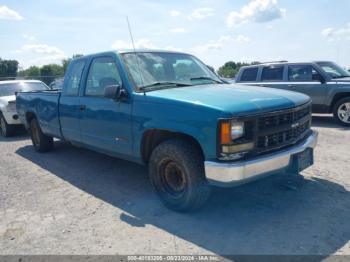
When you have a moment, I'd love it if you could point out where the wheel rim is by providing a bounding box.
[0,117,6,136]
[337,102,350,124]
[31,122,40,147]
[159,160,187,198]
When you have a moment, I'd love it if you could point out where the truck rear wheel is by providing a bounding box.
[149,139,211,212]
[333,97,350,126]
[0,113,14,137]
[30,118,54,152]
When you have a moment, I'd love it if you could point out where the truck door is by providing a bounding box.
[79,56,133,157]
[285,64,327,108]
[60,59,86,142]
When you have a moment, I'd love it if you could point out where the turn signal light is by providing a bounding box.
[220,122,231,144]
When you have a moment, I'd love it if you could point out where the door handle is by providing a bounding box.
[288,85,297,88]
[79,105,86,111]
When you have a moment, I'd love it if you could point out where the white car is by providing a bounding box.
[0,80,49,137]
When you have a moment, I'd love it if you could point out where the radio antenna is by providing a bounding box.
[126,16,145,94]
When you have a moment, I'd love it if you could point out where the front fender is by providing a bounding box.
[134,119,217,162]
[131,94,227,162]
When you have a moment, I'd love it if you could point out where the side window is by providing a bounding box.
[65,60,85,96]
[240,68,258,82]
[85,57,122,97]
[261,66,284,81]
[288,65,320,81]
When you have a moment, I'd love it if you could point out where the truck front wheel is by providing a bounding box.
[30,118,54,152]
[149,139,211,212]
[333,97,350,126]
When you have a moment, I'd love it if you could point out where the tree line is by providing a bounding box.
[1,56,350,84]
[0,57,261,84]
[0,59,19,79]
[0,54,83,85]
[17,54,83,85]
[217,61,260,78]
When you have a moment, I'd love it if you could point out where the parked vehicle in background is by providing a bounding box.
[16,50,317,211]
[0,80,49,137]
[235,61,350,126]
[49,77,64,90]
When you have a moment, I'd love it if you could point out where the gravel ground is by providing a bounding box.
[0,115,349,257]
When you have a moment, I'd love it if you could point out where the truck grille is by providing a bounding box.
[255,103,312,154]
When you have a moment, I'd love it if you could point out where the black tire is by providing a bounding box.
[149,139,211,212]
[0,113,14,137]
[29,118,54,152]
[333,97,350,127]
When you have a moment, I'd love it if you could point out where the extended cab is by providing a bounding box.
[236,61,350,126]
[16,51,318,211]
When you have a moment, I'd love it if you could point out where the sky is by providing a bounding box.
[0,0,350,70]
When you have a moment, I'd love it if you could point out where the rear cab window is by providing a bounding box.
[261,66,284,81]
[240,67,259,82]
[65,60,86,96]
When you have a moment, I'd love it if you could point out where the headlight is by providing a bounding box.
[219,119,254,161]
[220,120,244,144]
[231,121,244,140]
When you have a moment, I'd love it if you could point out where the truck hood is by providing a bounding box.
[0,95,16,107]
[147,84,310,116]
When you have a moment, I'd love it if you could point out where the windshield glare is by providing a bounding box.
[317,62,350,79]
[0,82,48,97]
[121,52,222,90]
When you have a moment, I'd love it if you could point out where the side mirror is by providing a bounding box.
[104,85,128,100]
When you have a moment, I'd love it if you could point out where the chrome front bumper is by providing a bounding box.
[205,131,318,187]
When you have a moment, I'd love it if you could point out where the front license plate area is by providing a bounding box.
[290,148,314,173]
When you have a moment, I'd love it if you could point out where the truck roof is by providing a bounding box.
[74,49,190,60]
[117,49,187,54]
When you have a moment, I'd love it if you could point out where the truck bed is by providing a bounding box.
[16,90,62,138]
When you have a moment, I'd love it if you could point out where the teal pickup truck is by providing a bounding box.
[16,50,318,211]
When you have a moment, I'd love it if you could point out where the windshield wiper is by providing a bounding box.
[140,82,192,91]
[190,76,223,84]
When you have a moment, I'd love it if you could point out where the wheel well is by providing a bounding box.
[25,112,36,127]
[331,93,350,112]
[141,129,204,163]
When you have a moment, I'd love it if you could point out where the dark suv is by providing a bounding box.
[236,61,350,126]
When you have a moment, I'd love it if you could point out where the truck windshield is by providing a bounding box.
[316,62,350,79]
[121,52,223,91]
[0,82,48,97]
